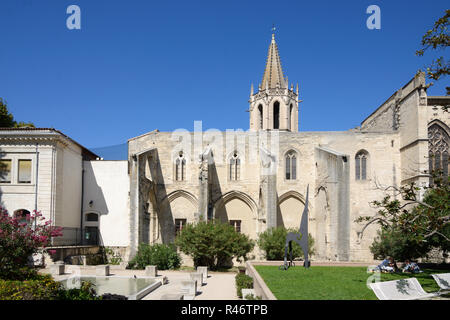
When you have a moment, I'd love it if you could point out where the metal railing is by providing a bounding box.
[51,227,99,246]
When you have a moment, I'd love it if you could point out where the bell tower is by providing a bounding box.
[249,33,300,131]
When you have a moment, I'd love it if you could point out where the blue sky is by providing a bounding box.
[0,0,448,150]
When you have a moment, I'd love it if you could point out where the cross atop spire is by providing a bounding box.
[261,30,285,89]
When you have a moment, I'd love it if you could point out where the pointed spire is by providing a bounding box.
[296,83,299,95]
[261,32,286,89]
[250,83,254,96]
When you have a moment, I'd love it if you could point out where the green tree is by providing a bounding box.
[357,172,449,261]
[0,98,35,128]
[416,9,449,99]
[257,227,315,261]
[0,98,15,127]
[175,220,255,270]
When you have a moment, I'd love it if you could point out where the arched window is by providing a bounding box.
[85,212,99,222]
[175,151,186,181]
[258,104,263,129]
[229,152,240,181]
[355,150,369,180]
[285,150,297,180]
[428,123,449,183]
[273,101,280,129]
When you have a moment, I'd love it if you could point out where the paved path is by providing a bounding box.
[40,267,238,300]
[142,270,238,300]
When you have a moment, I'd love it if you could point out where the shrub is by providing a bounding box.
[127,243,181,270]
[0,206,62,280]
[235,273,253,298]
[0,274,101,300]
[0,274,61,300]
[58,281,101,300]
[175,220,255,270]
[244,293,262,300]
[103,247,123,265]
[257,227,315,261]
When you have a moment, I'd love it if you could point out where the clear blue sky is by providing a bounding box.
[0,0,448,149]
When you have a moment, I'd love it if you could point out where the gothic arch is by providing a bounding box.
[277,190,310,208]
[213,191,258,239]
[213,191,257,215]
[162,190,198,208]
[428,119,450,135]
[277,190,308,229]
[257,104,264,130]
[355,149,370,181]
[283,149,299,180]
[428,120,450,180]
[273,100,280,129]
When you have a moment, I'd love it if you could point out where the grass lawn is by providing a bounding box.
[254,265,449,300]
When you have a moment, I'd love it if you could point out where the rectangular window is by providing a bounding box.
[229,220,241,233]
[0,160,12,183]
[18,160,32,183]
[175,219,187,237]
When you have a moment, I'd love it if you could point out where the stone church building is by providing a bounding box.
[1,34,449,263]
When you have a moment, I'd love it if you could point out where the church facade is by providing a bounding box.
[1,34,449,263]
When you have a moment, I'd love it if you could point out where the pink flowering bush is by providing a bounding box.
[0,206,63,280]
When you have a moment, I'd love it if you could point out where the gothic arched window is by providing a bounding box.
[273,101,280,129]
[258,104,263,130]
[355,150,369,181]
[285,150,297,180]
[175,151,186,181]
[229,152,240,181]
[428,123,449,182]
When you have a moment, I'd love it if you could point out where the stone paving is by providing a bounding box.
[143,270,238,300]
[39,266,238,300]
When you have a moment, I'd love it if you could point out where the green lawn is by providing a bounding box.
[254,265,449,300]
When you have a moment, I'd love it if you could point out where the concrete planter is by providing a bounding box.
[180,280,197,300]
[197,266,208,281]
[145,265,157,277]
[50,264,65,276]
[96,265,110,276]
[190,272,204,286]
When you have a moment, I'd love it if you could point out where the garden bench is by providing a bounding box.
[369,278,439,300]
[431,273,450,293]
